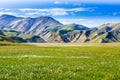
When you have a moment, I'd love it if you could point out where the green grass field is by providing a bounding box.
[0,43,120,80]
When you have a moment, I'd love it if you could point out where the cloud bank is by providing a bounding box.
[0,7,87,16]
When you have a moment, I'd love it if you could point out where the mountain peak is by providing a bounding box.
[64,23,89,30]
[0,14,16,18]
[36,16,52,19]
[35,16,63,25]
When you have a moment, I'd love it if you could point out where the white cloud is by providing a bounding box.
[0,8,17,16]
[19,8,86,12]
[0,8,11,11]
[54,1,61,4]
[67,8,87,12]
[0,8,74,17]
[0,12,16,15]
[19,8,67,16]
[19,8,87,16]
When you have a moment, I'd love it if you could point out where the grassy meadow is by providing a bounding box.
[0,43,120,80]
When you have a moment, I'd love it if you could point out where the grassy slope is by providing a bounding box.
[0,43,120,80]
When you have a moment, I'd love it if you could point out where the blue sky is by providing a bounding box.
[0,0,120,27]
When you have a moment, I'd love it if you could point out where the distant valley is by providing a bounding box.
[0,14,120,43]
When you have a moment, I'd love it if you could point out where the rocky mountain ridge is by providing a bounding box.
[0,14,120,43]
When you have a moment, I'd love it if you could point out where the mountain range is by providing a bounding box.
[0,14,120,43]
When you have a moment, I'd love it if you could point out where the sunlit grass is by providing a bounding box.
[0,43,120,80]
